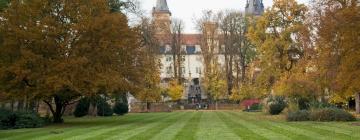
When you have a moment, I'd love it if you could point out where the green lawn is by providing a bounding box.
[0,111,359,140]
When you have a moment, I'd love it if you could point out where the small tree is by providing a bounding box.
[206,63,227,110]
[168,80,184,102]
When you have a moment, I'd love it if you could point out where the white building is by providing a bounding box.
[153,0,264,103]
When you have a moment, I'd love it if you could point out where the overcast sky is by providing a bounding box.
[138,0,310,33]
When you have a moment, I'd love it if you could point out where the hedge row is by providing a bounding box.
[287,108,356,122]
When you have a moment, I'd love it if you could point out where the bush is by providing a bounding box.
[298,98,310,110]
[287,108,356,122]
[287,110,310,121]
[309,108,356,122]
[250,103,262,110]
[309,101,335,109]
[14,112,44,129]
[267,96,287,115]
[0,109,44,129]
[113,102,128,115]
[74,97,90,117]
[97,99,113,116]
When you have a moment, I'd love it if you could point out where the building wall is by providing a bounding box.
[159,45,227,100]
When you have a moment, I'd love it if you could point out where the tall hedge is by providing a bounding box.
[74,97,90,117]
[97,98,113,116]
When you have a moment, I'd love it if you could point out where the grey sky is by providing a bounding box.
[139,0,310,33]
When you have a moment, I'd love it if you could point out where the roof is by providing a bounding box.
[155,34,201,46]
[182,34,201,45]
[154,0,170,13]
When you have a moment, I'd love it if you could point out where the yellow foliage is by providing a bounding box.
[230,83,266,101]
[167,80,183,101]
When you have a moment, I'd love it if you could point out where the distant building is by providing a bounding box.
[153,0,263,103]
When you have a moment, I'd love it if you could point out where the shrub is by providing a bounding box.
[14,111,44,129]
[113,102,128,115]
[298,98,310,110]
[97,99,113,116]
[249,103,262,111]
[267,96,287,115]
[309,108,356,122]
[287,110,310,121]
[0,109,44,129]
[309,101,335,109]
[74,97,90,117]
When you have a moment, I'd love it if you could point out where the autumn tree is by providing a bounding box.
[0,0,141,123]
[195,11,222,101]
[167,80,183,102]
[309,0,360,113]
[218,11,258,95]
[248,0,308,92]
[135,17,162,111]
[206,63,227,110]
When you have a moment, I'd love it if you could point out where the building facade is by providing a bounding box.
[153,0,264,103]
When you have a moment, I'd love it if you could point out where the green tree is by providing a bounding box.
[0,0,9,12]
[0,0,141,123]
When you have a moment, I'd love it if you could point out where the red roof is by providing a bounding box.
[182,34,201,45]
[156,34,201,45]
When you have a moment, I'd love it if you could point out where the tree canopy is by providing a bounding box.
[0,0,143,122]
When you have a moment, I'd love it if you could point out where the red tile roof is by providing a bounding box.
[156,34,201,45]
[182,34,201,45]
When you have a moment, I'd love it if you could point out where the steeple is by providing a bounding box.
[154,0,171,14]
[245,0,264,16]
[152,0,171,35]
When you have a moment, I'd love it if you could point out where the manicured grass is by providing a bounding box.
[0,111,359,140]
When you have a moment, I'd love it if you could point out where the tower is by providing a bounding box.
[153,0,172,35]
[245,0,264,16]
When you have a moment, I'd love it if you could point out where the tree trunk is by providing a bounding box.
[215,101,218,110]
[43,96,66,123]
[356,92,360,114]
[88,103,97,116]
[146,102,151,112]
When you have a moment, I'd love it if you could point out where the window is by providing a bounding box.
[166,56,172,62]
[166,66,172,74]
[196,67,202,74]
[159,46,165,53]
[181,56,186,62]
[186,46,196,54]
[181,67,186,74]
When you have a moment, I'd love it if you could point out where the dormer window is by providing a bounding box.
[186,46,196,54]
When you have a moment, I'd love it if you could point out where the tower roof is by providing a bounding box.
[245,0,264,16]
[154,0,170,13]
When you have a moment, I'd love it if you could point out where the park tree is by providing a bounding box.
[248,0,308,92]
[309,0,360,113]
[195,11,219,89]
[204,62,227,109]
[0,0,142,123]
[218,11,257,95]
[167,80,183,102]
[135,17,162,111]
[170,19,185,84]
